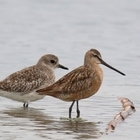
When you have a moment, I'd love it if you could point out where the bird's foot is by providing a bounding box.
[60,117,85,122]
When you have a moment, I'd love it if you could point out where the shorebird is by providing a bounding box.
[0,54,68,107]
[36,49,125,118]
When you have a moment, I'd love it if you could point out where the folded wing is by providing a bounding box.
[37,66,95,95]
[0,66,45,93]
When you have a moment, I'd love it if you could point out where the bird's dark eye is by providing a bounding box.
[93,55,98,57]
[50,60,55,64]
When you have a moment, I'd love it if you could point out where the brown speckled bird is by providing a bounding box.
[0,54,68,107]
[37,49,125,118]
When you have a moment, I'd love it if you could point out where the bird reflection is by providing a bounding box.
[1,107,101,139]
[2,107,53,126]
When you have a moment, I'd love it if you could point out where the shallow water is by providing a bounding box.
[0,0,140,139]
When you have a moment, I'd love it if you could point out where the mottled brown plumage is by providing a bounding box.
[37,49,125,118]
[0,54,68,107]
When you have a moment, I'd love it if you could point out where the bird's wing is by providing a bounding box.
[37,66,95,95]
[0,66,45,93]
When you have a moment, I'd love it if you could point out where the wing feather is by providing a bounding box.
[0,66,45,93]
[37,66,95,95]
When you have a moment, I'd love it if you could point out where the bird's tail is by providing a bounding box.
[36,85,55,95]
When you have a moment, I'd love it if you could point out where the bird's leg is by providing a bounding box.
[76,101,80,118]
[23,102,28,108]
[69,101,75,118]
[25,103,28,108]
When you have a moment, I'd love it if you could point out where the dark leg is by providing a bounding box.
[76,101,80,118]
[69,101,75,118]
[23,103,28,108]
[25,103,28,108]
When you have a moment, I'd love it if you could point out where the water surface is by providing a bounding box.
[0,0,140,139]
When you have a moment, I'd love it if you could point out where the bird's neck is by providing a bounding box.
[84,59,103,82]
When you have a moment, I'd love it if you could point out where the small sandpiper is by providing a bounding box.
[0,54,68,107]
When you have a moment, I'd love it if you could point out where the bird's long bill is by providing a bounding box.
[101,59,125,76]
[58,64,69,70]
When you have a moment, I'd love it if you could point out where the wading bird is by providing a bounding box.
[37,49,125,118]
[0,54,68,107]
